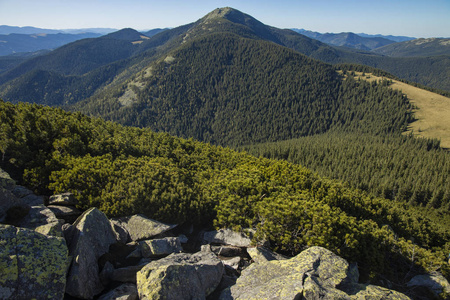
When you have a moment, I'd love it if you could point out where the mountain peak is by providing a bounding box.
[201,7,264,28]
[102,28,143,41]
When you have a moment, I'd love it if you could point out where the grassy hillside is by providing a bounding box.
[1,99,450,295]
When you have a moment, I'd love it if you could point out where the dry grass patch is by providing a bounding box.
[341,71,450,149]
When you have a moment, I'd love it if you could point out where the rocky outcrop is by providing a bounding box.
[136,251,224,299]
[219,246,411,300]
[65,207,117,299]
[0,224,69,299]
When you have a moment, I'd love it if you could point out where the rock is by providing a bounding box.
[0,167,15,190]
[0,187,23,223]
[222,256,241,270]
[220,246,409,300]
[112,264,147,283]
[247,246,287,263]
[11,185,33,198]
[110,219,130,244]
[137,251,224,299]
[0,224,68,300]
[140,237,182,258]
[20,193,45,206]
[49,192,78,206]
[407,272,450,297]
[18,204,63,237]
[65,208,117,299]
[98,283,139,300]
[47,205,82,223]
[178,234,189,243]
[47,205,81,218]
[117,214,177,242]
[217,245,245,257]
[100,261,115,286]
[203,228,252,247]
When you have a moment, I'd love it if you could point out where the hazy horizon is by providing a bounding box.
[0,0,449,38]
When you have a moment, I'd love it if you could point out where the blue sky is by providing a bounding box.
[0,0,449,37]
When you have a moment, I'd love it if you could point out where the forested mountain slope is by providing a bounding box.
[1,7,448,109]
[1,99,450,296]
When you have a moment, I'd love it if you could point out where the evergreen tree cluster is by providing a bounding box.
[1,99,450,291]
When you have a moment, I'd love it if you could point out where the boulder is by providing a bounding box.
[11,185,33,198]
[0,187,23,223]
[203,229,252,247]
[247,246,287,263]
[407,272,450,297]
[18,204,63,237]
[220,246,410,300]
[98,283,138,300]
[137,251,224,299]
[49,192,78,206]
[117,214,177,242]
[20,193,45,206]
[65,208,117,299]
[222,256,241,270]
[140,237,182,258]
[0,224,68,300]
[0,167,15,190]
[47,205,82,223]
[112,264,147,283]
[110,219,130,244]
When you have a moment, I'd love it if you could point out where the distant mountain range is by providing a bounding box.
[0,25,117,35]
[291,29,415,50]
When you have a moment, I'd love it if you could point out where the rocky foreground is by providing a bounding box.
[1,168,448,299]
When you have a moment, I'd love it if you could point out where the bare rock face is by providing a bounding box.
[117,214,177,242]
[65,208,117,299]
[220,246,410,300]
[136,251,224,300]
[0,224,69,300]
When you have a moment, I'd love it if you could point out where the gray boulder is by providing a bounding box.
[110,219,130,244]
[203,229,252,247]
[220,246,410,300]
[117,214,177,242]
[65,207,117,299]
[0,224,68,300]
[112,264,148,283]
[98,283,138,300]
[11,185,33,198]
[20,193,45,206]
[140,237,182,258]
[407,272,450,297]
[247,246,287,263]
[49,192,78,206]
[0,167,15,190]
[137,251,224,299]
[0,187,23,223]
[18,204,63,237]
